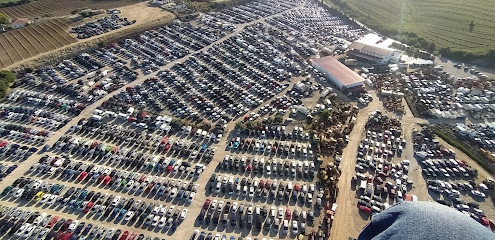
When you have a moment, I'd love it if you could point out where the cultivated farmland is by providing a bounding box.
[0,18,76,68]
[326,0,495,53]
[0,0,140,19]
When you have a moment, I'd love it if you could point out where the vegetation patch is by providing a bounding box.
[0,70,15,99]
[431,126,494,175]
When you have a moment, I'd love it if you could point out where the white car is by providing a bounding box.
[124,211,134,222]
[217,201,224,212]
[68,220,78,232]
[157,216,167,228]
[277,207,284,219]
[151,215,160,226]
[211,200,218,210]
[231,202,238,214]
[22,225,35,238]
[111,196,121,206]
[270,206,276,218]
[14,223,30,237]
[471,190,486,198]
[188,192,196,203]
[247,203,253,215]
[248,187,255,198]
[292,220,299,234]
[283,220,289,234]
[167,206,175,217]
[180,209,188,220]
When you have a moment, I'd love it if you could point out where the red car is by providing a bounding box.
[359,205,371,214]
[103,176,111,185]
[144,183,154,193]
[46,216,59,228]
[203,199,211,209]
[61,231,72,240]
[55,231,64,240]
[98,174,106,182]
[83,202,94,213]
[285,208,292,220]
[119,231,129,240]
[78,171,88,181]
[61,219,72,231]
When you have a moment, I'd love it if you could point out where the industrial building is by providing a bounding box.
[312,56,364,90]
[347,33,403,64]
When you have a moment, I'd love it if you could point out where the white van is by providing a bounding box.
[195,129,202,137]
[127,107,134,115]
[358,98,368,106]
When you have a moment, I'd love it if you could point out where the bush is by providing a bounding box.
[0,70,15,99]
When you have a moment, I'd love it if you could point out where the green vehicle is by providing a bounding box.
[73,200,82,210]
[139,212,148,223]
[1,186,12,196]
[120,179,128,189]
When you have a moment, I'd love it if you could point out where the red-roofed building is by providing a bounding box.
[10,18,30,29]
[312,56,364,90]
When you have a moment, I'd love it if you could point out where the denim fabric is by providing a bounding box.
[358,201,495,240]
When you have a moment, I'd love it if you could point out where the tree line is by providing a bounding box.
[0,0,33,8]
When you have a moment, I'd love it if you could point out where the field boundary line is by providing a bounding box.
[0,37,14,66]
[1,33,23,62]
[33,22,64,47]
[46,19,77,44]
[5,30,32,58]
[23,26,53,51]
[38,22,67,45]
[17,28,44,54]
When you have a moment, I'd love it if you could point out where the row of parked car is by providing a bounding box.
[199,197,311,234]
[0,122,52,146]
[0,163,17,181]
[25,155,202,200]
[0,104,69,130]
[1,176,189,231]
[65,121,217,164]
[0,140,38,161]
[227,137,314,159]
[6,89,87,116]
[205,0,301,25]
[208,173,321,207]
[0,205,155,240]
[72,15,136,39]
[353,112,412,216]
[220,155,316,179]
[52,130,211,171]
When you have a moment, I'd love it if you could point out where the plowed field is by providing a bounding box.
[0,18,76,69]
[0,0,141,19]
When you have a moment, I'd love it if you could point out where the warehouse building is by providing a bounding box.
[347,33,403,64]
[312,56,364,90]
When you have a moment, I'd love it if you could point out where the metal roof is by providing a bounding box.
[313,56,364,87]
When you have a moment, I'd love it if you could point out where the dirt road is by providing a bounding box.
[330,90,495,239]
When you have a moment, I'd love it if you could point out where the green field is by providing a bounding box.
[0,0,21,4]
[326,0,495,54]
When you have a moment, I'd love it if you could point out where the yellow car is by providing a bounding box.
[34,191,45,201]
